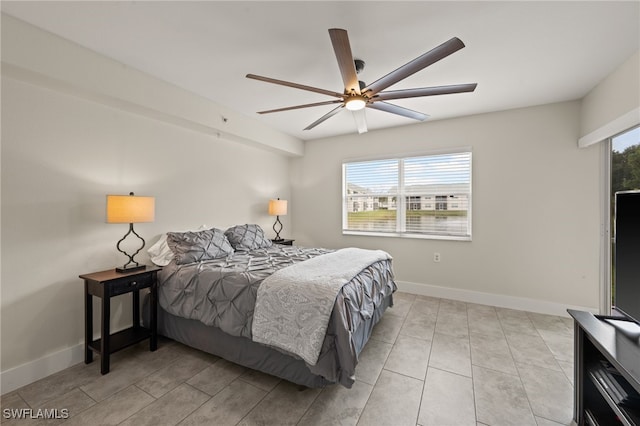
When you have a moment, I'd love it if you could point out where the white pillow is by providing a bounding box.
[147,224,209,266]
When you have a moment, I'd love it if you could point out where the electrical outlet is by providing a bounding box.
[433,252,441,262]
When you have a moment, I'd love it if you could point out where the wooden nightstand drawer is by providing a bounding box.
[110,273,153,296]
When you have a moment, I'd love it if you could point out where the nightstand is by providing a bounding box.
[271,239,295,246]
[80,266,160,374]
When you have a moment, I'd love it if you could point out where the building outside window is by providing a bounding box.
[407,196,421,210]
[435,195,448,211]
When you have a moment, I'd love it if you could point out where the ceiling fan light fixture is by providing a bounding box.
[345,95,367,111]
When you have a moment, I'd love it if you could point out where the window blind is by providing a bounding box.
[343,151,472,240]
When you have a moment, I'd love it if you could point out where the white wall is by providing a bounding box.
[1,16,296,392]
[0,14,303,157]
[291,101,601,314]
[579,50,640,147]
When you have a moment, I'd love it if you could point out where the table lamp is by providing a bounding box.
[268,198,287,241]
[106,192,155,273]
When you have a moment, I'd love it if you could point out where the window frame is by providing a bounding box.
[342,148,472,241]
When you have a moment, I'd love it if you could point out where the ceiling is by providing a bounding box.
[2,1,639,141]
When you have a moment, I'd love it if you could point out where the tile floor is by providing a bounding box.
[1,292,576,425]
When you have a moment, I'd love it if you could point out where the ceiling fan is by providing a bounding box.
[246,28,477,134]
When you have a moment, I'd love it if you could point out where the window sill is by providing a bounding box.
[342,230,472,241]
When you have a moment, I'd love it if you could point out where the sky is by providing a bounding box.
[612,126,640,152]
[345,153,471,193]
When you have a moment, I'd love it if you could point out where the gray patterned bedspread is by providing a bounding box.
[157,244,396,387]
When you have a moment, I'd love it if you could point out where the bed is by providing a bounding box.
[142,224,396,388]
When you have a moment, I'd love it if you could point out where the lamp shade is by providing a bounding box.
[268,199,287,216]
[106,194,155,223]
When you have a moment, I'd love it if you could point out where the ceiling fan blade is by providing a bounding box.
[373,83,477,101]
[367,102,429,121]
[304,105,344,130]
[246,74,343,98]
[257,100,342,114]
[363,37,466,96]
[352,109,368,134]
[328,28,361,95]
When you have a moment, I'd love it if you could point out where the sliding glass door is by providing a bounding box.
[607,126,640,311]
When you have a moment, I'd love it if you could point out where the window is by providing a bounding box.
[342,151,472,240]
[435,195,448,211]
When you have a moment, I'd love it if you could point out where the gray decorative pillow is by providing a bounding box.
[166,228,233,265]
[225,224,273,250]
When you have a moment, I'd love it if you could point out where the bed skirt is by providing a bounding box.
[142,293,393,388]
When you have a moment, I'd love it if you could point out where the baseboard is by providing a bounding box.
[1,343,84,395]
[396,280,599,317]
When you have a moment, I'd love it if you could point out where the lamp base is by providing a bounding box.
[273,215,284,241]
[115,222,147,274]
[115,264,147,274]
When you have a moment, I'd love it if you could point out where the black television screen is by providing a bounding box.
[614,191,640,324]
